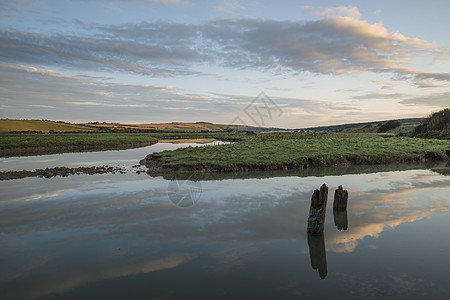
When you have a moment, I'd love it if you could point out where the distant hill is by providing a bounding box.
[0,119,98,133]
[0,119,288,133]
[83,121,289,132]
[3,116,442,136]
[299,118,424,134]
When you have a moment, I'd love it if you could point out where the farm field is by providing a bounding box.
[0,119,97,133]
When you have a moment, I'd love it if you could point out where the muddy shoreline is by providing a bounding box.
[0,166,127,180]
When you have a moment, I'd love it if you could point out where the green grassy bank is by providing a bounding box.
[0,132,246,157]
[0,133,158,156]
[141,132,450,173]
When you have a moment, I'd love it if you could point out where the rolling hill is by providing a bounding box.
[0,119,98,133]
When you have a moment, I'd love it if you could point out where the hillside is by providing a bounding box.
[0,119,97,133]
[83,121,288,132]
[0,119,289,133]
[299,118,424,135]
[85,121,230,131]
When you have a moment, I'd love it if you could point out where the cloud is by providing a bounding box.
[0,63,366,127]
[371,79,393,90]
[302,5,362,19]
[400,91,450,107]
[393,67,450,82]
[75,0,191,8]
[7,64,76,79]
[0,15,447,81]
[0,29,199,76]
[147,0,190,7]
[3,253,194,300]
[3,61,444,127]
[0,63,213,122]
[352,92,411,100]
[215,0,254,16]
[414,80,444,88]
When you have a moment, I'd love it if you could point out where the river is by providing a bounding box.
[1,141,449,299]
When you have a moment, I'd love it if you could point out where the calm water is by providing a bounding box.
[1,142,450,300]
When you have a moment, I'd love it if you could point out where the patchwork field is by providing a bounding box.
[0,119,97,133]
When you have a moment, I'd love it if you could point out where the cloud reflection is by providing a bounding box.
[1,167,449,298]
[2,254,195,300]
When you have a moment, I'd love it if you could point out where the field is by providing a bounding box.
[0,119,286,133]
[85,122,230,131]
[142,132,450,172]
[0,119,97,133]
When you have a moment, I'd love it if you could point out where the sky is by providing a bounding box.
[0,0,449,128]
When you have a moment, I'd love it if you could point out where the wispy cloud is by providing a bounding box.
[414,80,444,88]
[400,91,450,107]
[1,11,447,81]
[75,0,191,8]
[302,6,362,19]
[147,0,191,7]
[215,0,255,16]
[0,63,367,126]
[371,80,393,90]
[352,92,412,100]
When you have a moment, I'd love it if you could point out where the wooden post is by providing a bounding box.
[307,184,328,234]
[333,185,348,211]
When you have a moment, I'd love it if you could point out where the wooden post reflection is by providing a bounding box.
[333,209,348,231]
[307,232,327,279]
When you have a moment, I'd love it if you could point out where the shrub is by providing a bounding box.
[414,108,450,134]
[377,120,401,133]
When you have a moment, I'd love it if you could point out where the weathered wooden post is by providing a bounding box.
[333,185,348,211]
[307,184,329,234]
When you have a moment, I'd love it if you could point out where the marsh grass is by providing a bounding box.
[148,132,450,171]
[0,133,158,150]
[0,132,246,156]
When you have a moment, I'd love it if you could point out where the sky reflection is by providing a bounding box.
[1,165,449,299]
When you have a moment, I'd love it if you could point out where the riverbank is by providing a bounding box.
[0,132,245,157]
[0,142,160,157]
[0,133,159,157]
[140,132,450,174]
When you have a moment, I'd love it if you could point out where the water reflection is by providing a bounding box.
[307,232,327,279]
[156,161,449,181]
[1,159,450,298]
[333,210,348,231]
[0,140,229,172]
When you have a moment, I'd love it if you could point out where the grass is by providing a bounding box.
[0,133,159,156]
[143,132,450,172]
[342,124,416,135]
[0,133,158,148]
[0,132,245,148]
[0,119,97,133]
[0,132,247,157]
